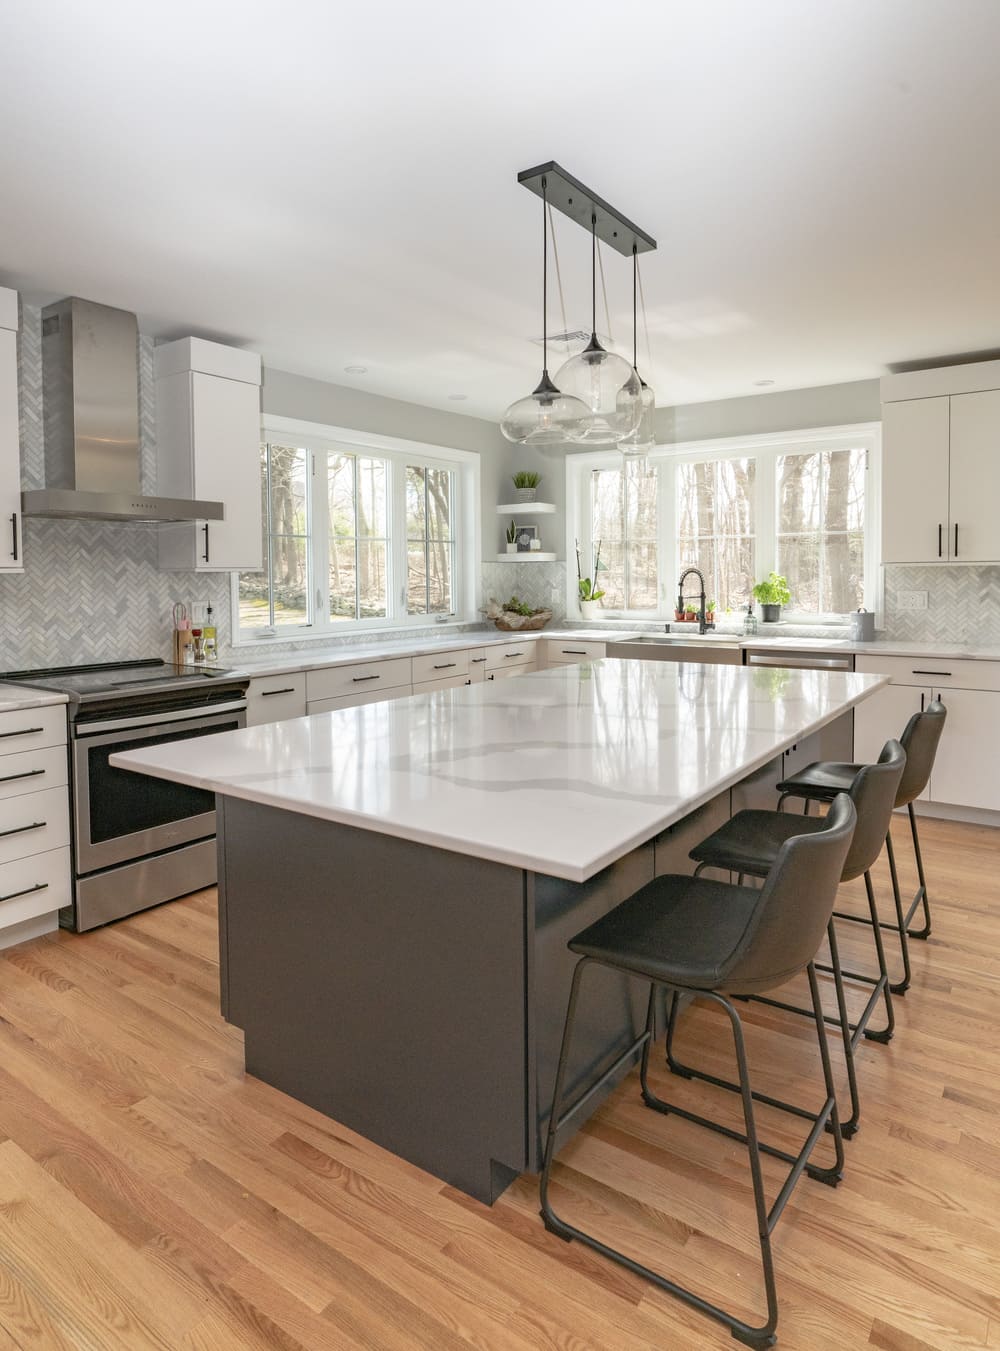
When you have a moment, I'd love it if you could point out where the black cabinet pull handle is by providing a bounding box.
[0,726,43,740]
[432,662,456,670]
[561,649,588,655]
[911,670,951,677]
[471,657,487,663]
[954,522,959,557]
[503,652,524,659]
[920,692,925,712]
[260,687,296,697]
[465,679,471,685]
[10,512,17,562]
[0,881,48,904]
[0,768,45,785]
[352,674,380,683]
[202,523,210,563]
[0,821,45,840]
[938,523,942,558]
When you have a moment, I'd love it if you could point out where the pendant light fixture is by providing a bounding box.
[500,177,592,446]
[618,244,656,462]
[553,213,642,446]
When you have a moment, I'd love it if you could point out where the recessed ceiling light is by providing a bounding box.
[754,379,775,387]
[448,394,468,402]
[344,364,367,375]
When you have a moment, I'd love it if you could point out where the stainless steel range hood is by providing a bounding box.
[21,297,223,523]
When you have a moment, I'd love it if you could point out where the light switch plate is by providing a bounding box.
[190,601,209,625]
[896,590,928,611]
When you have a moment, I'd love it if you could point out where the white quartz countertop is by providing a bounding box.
[0,684,68,712]
[221,627,1000,682]
[112,659,887,883]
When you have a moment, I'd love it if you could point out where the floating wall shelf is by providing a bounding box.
[495,502,557,515]
[494,552,557,563]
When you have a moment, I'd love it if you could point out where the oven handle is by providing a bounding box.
[75,698,248,737]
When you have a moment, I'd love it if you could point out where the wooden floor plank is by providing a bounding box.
[0,813,995,1348]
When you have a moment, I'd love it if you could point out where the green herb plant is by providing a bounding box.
[752,572,791,606]
[502,596,538,616]
[505,519,518,544]
[512,471,541,489]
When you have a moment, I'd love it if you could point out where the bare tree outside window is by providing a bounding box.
[590,461,658,609]
[407,466,454,615]
[677,457,756,611]
[238,443,309,629]
[328,453,389,621]
[776,448,865,612]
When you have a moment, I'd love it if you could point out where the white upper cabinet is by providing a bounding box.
[155,338,262,572]
[881,361,1000,564]
[0,288,23,574]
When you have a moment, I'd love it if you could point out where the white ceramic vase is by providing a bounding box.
[579,600,600,619]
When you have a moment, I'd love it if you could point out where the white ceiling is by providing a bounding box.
[2,0,999,422]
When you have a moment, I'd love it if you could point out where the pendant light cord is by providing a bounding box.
[541,176,549,374]
[637,253,653,373]
[548,203,569,345]
[632,245,638,370]
[597,232,613,344]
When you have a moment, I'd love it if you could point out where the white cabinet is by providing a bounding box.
[0,289,23,575]
[413,672,472,693]
[246,673,306,727]
[0,703,70,948]
[467,651,490,683]
[545,639,606,666]
[854,653,1000,810]
[156,338,262,572]
[881,364,1000,564]
[308,686,412,714]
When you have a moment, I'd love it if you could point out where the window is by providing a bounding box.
[235,420,477,642]
[568,424,879,620]
[590,461,658,610]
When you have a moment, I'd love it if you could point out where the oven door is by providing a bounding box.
[72,701,246,875]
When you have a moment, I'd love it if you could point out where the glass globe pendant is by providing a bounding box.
[553,214,642,445]
[500,178,592,447]
[618,245,656,462]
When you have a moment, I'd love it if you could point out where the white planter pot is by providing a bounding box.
[515,487,537,502]
[579,600,600,619]
[506,542,518,554]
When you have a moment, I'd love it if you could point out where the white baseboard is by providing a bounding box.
[911,800,1000,829]
[0,910,59,951]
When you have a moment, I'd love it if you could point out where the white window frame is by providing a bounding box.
[566,422,882,623]
[232,415,481,646]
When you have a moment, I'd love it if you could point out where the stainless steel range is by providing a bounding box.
[1,659,248,931]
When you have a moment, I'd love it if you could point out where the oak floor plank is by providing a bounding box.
[0,815,995,1349]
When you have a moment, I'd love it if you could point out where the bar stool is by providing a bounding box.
[683,740,906,1137]
[775,700,946,993]
[539,795,856,1350]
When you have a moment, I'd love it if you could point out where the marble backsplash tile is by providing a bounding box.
[882,564,1000,644]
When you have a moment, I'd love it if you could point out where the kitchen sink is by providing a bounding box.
[622,633,743,647]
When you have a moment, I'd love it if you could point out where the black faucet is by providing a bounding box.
[676,567,712,634]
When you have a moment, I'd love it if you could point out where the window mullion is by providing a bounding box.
[313,452,330,631]
[757,450,777,579]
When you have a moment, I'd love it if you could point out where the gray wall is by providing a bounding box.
[263,368,508,545]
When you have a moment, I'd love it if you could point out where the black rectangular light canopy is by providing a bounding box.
[517,161,656,256]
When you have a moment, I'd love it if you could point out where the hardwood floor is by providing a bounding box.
[0,814,996,1349]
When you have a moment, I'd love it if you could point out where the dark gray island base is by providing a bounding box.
[214,714,851,1206]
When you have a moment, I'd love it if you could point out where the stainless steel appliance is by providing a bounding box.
[1,659,248,931]
[744,646,855,671]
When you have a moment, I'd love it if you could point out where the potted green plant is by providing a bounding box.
[575,538,605,619]
[505,519,518,554]
[512,470,541,503]
[684,603,699,623]
[752,572,791,623]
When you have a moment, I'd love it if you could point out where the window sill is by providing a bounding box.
[229,619,475,650]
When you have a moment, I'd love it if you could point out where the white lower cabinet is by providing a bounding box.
[855,654,1000,811]
[467,652,490,683]
[0,704,70,948]
[308,686,412,714]
[545,639,606,665]
[413,673,472,693]
[246,673,307,727]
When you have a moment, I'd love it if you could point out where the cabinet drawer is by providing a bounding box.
[413,673,472,693]
[0,704,66,755]
[0,786,70,866]
[0,846,70,930]
[0,745,68,802]
[308,685,412,714]
[487,663,537,681]
[411,650,470,683]
[485,641,535,671]
[306,657,412,703]
[855,654,1000,692]
[246,673,307,727]
[546,639,607,664]
[467,651,490,682]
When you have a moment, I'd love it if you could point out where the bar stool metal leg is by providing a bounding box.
[906,802,933,938]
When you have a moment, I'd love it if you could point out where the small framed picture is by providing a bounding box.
[516,526,538,552]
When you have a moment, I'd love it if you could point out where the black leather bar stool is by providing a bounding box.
[683,740,906,1137]
[775,700,946,993]
[539,795,856,1351]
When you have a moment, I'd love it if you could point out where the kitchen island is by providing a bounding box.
[112,659,885,1203]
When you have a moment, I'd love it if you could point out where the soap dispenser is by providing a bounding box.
[742,603,758,636]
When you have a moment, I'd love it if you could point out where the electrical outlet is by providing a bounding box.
[896,590,928,611]
[190,601,209,625]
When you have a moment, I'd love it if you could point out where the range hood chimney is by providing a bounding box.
[21,297,223,523]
